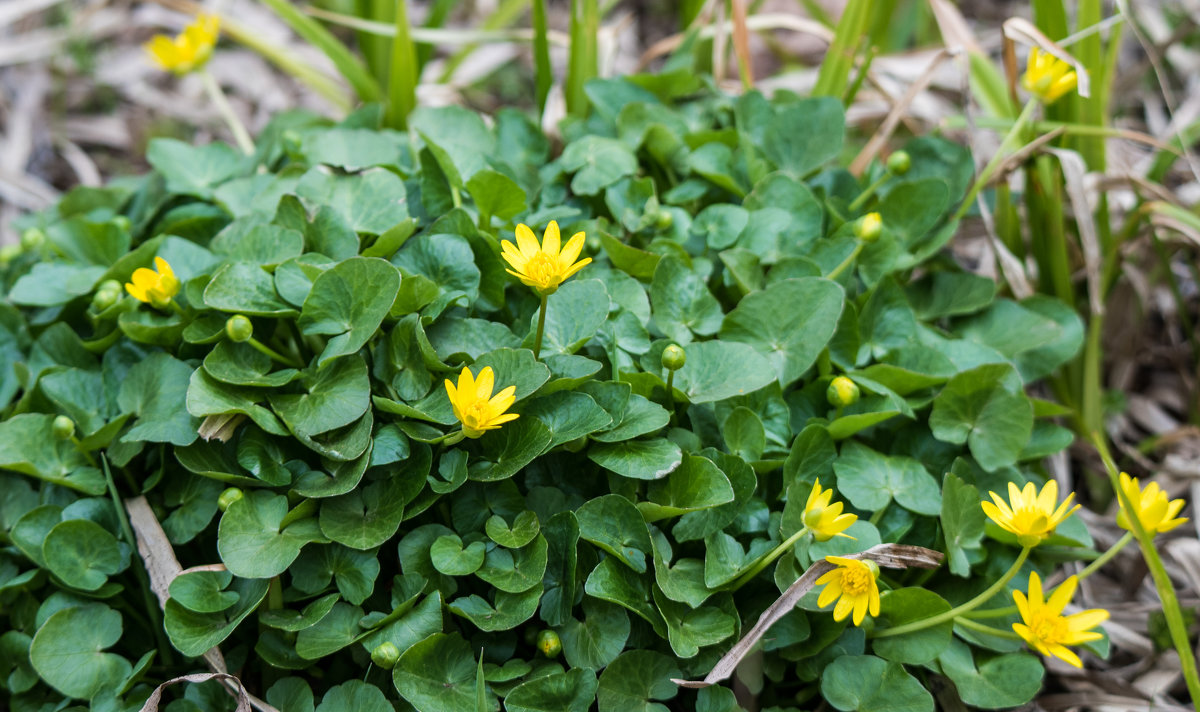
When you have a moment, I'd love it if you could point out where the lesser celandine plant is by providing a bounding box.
[1,74,1133,711]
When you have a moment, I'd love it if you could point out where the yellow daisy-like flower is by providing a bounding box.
[1116,472,1188,535]
[500,221,591,296]
[1022,47,1078,105]
[145,14,220,75]
[444,366,518,439]
[125,256,181,308]
[802,479,857,543]
[1013,572,1108,668]
[815,556,881,626]
[981,480,1080,548]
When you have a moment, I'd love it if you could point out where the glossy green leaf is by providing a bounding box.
[299,257,401,366]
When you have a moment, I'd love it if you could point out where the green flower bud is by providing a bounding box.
[654,210,674,230]
[886,150,911,175]
[854,213,882,243]
[536,629,562,658]
[20,228,45,251]
[827,376,860,408]
[218,487,244,512]
[52,415,75,440]
[225,315,253,343]
[0,244,20,265]
[93,280,123,311]
[112,216,132,234]
[662,344,686,371]
[371,642,400,669]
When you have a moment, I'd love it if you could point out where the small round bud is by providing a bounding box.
[112,216,132,234]
[886,150,911,175]
[854,213,882,243]
[92,280,123,311]
[0,244,20,265]
[536,630,562,658]
[218,487,244,512]
[662,344,687,372]
[52,415,76,440]
[20,228,45,251]
[826,376,860,408]
[225,315,254,343]
[281,130,303,150]
[653,210,674,230]
[371,642,400,669]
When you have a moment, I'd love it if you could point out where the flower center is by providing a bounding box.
[525,252,560,287]
[1009,506,1050,535]
[461,398,491,429]
[841,567,872,596]
[1030,611,1068,644]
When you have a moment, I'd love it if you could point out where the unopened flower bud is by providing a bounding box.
[536,630,562,658]
[827,376,860,408]
[371,642,400,669]
[52,415,75,440]
[854,213,882,243]
[225,315,253,343]
[218,487,243,512]
[20,228,45,251]
[112,216,132,234]
[662,344,686,372]
[654,210,674,230]
[92,280,123,311]
[886,151,911,175]
[0,244,20,266]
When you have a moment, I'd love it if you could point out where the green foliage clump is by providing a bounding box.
[0,75,1094,711]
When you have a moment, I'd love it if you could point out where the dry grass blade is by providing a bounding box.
[850,48,954,176]
[729,0,753,88]
[124,496,279,712]
[925,0,982,55]
[1048,147,1104,316]
[139,673,253,712]
[673,543,943,688]
[638,14,833,71]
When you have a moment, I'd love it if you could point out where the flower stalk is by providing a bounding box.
[1092,433,1200,703]
[874,546,1031,639]
[199,69,255,155]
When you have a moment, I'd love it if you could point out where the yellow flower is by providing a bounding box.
[145,14,220,75]
[1116,472,1187,535]
[125,257,180,308]
[802,479,857,542]
[981,480,1080,548]
[1013,572,1108,668]
[1022,48,1078,105]
[444,366,518,439]
[815,556,880,626]
[500,221,591,295]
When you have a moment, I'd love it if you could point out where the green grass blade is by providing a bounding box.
[532,0,552,116]
[566,0,599,117]
[387,0,419,129]
[358,0,394,87]
[812,0,871,100]
[259,0,382,103]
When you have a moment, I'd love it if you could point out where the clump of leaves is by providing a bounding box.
[0,73,1095,712]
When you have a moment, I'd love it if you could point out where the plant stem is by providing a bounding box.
[101,455,174,667]
[729,527,809,591]
[873,547,1031,638]
[248,337,305,369]
[1091,433,1200,705]
[953,98,1039,221]
[848,172,889,212]
[533,293,549,360]
[953,615,1022,640]
[826,243,865,281]
[199,70,255,155]
[966,532,1134,619]
[665,370,675,416]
